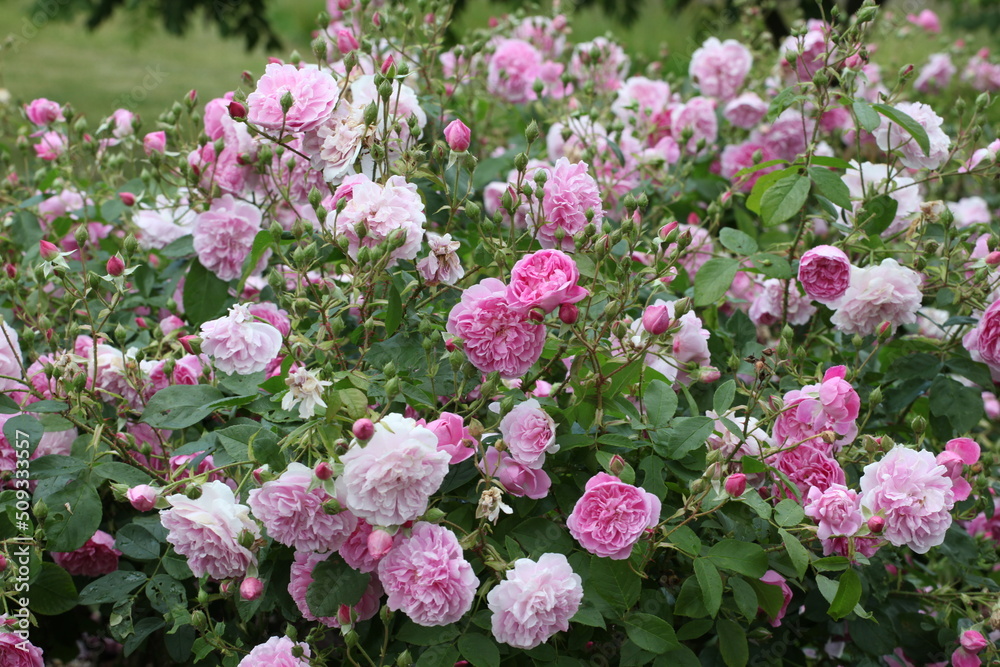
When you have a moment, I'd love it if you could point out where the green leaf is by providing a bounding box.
[808,167,852,209]
[712,380,736,415]
[774,499,805,527]
[146,574,187,614]
[397,622,460,646]
[590,557,641,615]
[643,379,678,428]
[182,259,232,327]
[694,559,722,617]
[624,613,680,654]
[812,556,851,572]
[929,375,985,434]
[852,100,880,133]
[340,388,369,420]
[729,577,758,622]
[306,557,370,618]
[78,571,148,605]
[856,194,898,236]
[810,155,853,169]
[827,568,862,620]
[733,159,789,180]
[93,462,153,487]
[718,228,758,255]
[779,528,809,578]
[115,523,162,561]
[746,167,796,215]
[28,455,86,479]
[12,210,44,252]
[872,103,931,155]
[3,414,43,457]
[570,604,606,628]
[767,86,802,122]
[760,174,810,226]
[238,230,274,291]
[415,645,460,667]
[694,257,740,306]
[141,385,225,429]
[749,253,793,280]
[43,479,102,552]
[124,618,166,657]
[668,526,702,556]
[29,563,78,615]
[26,400,68,413]
[457,633,500,667]
[658,416,714,459]
[706,540,767,578]
[717,618,748,667]
[384,282,403,336]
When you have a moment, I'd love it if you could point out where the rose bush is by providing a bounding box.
[0,1,997,666]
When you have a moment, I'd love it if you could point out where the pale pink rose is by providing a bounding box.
[859,445,956,553]
[772,365,860,454]
[424,412,476,464]
[915,53,956,93]
[0,631,43,667]
[339,520,379,572]
[160,480,260,579]
[671,97,718,154]
[983,391,1000,420]
[804,484,863,539]
[535,158,604,251]
[611,76,671,131]
[247,63,339,133]
[378,522,477,626]
[906,9,941,33]
[963,298,1000,380]
[303,100,366,183]
[143,131,166,155]
[499,399,557,469]
[619,300,712,386]
[133,193,197,250]
[831,259,923,336]
[109,108,136,138]
[478,447,551,499]
[769,443,846,500]
[446,278,546,379]
[25,98,63,125]
[248,462,357,552]
[159,315,185,336]
[963,50,1000,93]
[336,414,451,527]
[963,138,1000,173]
[34,131,67,160]
[0,318,23,396]
[752,108,814,162]
[723,92,768,129]
[759,570,793,627]
[416,233,465,286]
[350,74,427,160]
[507,249,589,314]
[689,37,753,101]
[169,452,224,484]
[569,37,629,93]
[51,530,121,576]
[487,39,544,103]
[798,245,852,303]
[200,304,283,376]
[327,174,426,266]
[488,553,583,649]
[749,279,817,327]
[127,485,158,512]
[718,141,780,192]
[949,196,991,228]
[288,551,383,627]
[238,636,310,667]
[873,101,951,170]
[192,195,267,282]
[779,19,832,83]
[513,15,567,58]
[247,302,291,337]
[566,472,661,559]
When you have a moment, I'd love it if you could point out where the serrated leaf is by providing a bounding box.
[29,563,78,615]
[827,568,862,620]
[717,618,748,667]
[141,385,225,429]
[42,479,102,552]
[590,557,640,615]
[457,633,499,667]
[183,259,231,327]
[856,194,898,236]
[719,228,758,255]
[760,174,810,227]
[238,230,274,292]
[306,557,370,618]
[808,167,852,209]
[384,282,403,336]
[694,559,722,617]
[747,167,796,215]
[852,100,880,133]
[779,528,809,578]
[729,577,758,622]
[660,416,715,459]
[116,523,161,561]
[706,540,767,578]
[694,257,740,307]
[774,499,805,527]
[712,380,736,415]
[643,380,677,428]
[78,571,148,605]
[623,613,679,654]
[749,253,792,279]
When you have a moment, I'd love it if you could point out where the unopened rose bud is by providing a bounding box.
[127,484,158,512]
[228,100,247,119]
[106,255,125,276]
[724,473,747,497]
[558,303,579,325]
[444,337,457,352]
[876,321,892,340]
[118,191,136,206]
[528,308,545,323]
[315,461,334,480]
[608,454,626,476]
[39,240,60,261]
[4,264,15,279]
[336,29,359,54]
[986,251,1000,266]
[381,55,395,75]
[0,554,6,572]
[353,418,375,441]
[867,515,885,534]
[178,335,200,354]
[960,630,987,654]
[252,467,265,484]
[642,304,671,335]
[700,367,722,383]
[444,119,471,152]
[143,130,166,156]
[240,577,263,601]
[367,528,394,559]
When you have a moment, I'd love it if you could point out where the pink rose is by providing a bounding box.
[338,520,378,573]
[671,97,718,154]
[416,232,465,286]
[25,98,63,125]
[759,570,793,627]
[109,108,136,138]
[173,354,208,385]
[478,447,551,499]
[719,141,780,192]
[689,37,753,101]
[798,245,852,303]
[0,631,43,667]
[378,522,477,626]
[499,399,557,469]
[533,158,604,252]
[425,412,477,464]
[335,414,451,527]
[831,259,923,337]
[247,302,291,337]
[34,131,67,161]
[446,278,546,379]
[143,131,166,155]
[569,37,629,94]
[723,92,768,129]
[749,279,817,327]
[566,472,661,559]
[907,9,941,33]
[487,553,583,649]
[127,485,158,512]
[768,443,846,500]
[51,530,121,576]
[193,195,267,282]
[507,249,589,314]
[859,446,956,554]
[327,174,426,266]
[238,636,310,667]
[872,101,950,170]
[288,551,382,627]
[160,480,260,580]
[444,119,471,151]
[247,63,339,133]
[963,296,1000,380]
[248,462,357,552]
[200,304,282,376]
[804,484,863,540]
[487,39,544,104]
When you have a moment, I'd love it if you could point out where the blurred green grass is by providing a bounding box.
[0,0,992,123]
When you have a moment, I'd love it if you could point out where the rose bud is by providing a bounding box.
[0,554,8,571]
[367,528,394,559]
[642,304,671,335]
[228,100,247,120]
[443,119,471,152]
[118,191,136,206]
[315,461,334,480]
[380,55,395,75]
[106,255,125,277]
[724,473,747,497]
[39,240,60,261]
[558,303,579,325]
[126,484,158,512]
[986,251,1000,266]
[867,516,885,534]
[5,264,16,279]
[240,577,263,601]
[336,29,359,54]
[960,630,987,654]
[658,221,678,240]
[352,418,375,441]
[143,131,166,156]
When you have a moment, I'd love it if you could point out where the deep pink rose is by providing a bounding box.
[507,249,589,314]
[759,570,793,627]
[0,631,43,667]
[536,158,604,251]
[443,119,471,151]
[143,131,166,155]
[499,399,557,469]
[247,63,339,133]
[804,483,863,540]
[963,296,1000,380]
[797,245,852,303]
[768,443,846,500]
[478,447,551,499]
[566,472,661,559]
[25,98,63,126]
[193,195,267,282]
[425,412,477,464]
[51,530,121,576]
